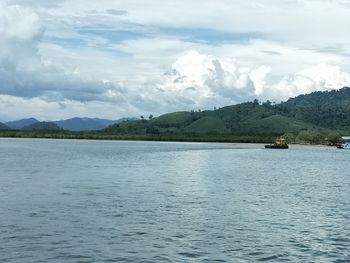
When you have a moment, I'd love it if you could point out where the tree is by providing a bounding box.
[327,132,342,145]
[282,132,297,143]
[149,114,153,120]
[263,100,272,108]
[146,126,160,135]
[297,130,324,144]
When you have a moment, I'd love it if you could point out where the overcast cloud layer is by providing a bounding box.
[1,0,350,121]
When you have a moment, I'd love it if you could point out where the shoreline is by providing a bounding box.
[0,131,336,147]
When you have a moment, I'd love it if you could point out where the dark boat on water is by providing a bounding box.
[265,138,289,149]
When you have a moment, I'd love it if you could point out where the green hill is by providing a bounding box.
[215,101,277,124]
[106,101,319,138]
[279,87,350,130]
[185,117,229,133]
[232,114,321,136]
[149,111,195,128]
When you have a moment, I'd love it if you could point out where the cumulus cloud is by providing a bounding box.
[0,3,44,94]
[299,63,350,89]
[158,51,266,108]
[265,63,350,100]
[158,51,350,106]
[0,2,122,103]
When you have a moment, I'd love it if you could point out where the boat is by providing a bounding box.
[265,138,288,149]
[337,142,350,149]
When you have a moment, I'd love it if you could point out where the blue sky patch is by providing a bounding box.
[158,27,264,44]
[44,36,86,48]
[76,27,147,43]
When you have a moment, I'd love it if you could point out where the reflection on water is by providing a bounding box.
[0,139,349,262]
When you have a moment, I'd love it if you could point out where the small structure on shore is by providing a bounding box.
[337,136,350,149]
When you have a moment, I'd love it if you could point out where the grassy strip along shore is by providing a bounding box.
[0,129,344,145]
[0,130,276,143]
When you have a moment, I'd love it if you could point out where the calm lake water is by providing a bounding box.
[0,139,349,262]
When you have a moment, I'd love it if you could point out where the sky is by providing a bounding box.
[1,0,350,121]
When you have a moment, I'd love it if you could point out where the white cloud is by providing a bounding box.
[0,95,139,122]
[159,51,262,108]
[159,52,350,105]
[5,0,65,8]
[299,63,350,89]
[250,66,271,96]
[1,0,350,121]
[51,0,350,46]
[0,2,118,102]
[0,3,43,70]
[265,63,350,100]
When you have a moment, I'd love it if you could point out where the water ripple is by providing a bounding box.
[0,140,349,262]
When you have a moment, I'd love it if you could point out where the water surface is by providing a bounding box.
[0,139,349,262]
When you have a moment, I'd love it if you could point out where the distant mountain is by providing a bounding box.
[0,122,10,130]
[2,117,135,132]
[5,118,38,129]
[22,122,62,131]
[53,117,134,131]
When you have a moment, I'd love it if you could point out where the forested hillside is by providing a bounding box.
[279,87,350,130]
[106,87,350,143]
[106,102,322,138]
